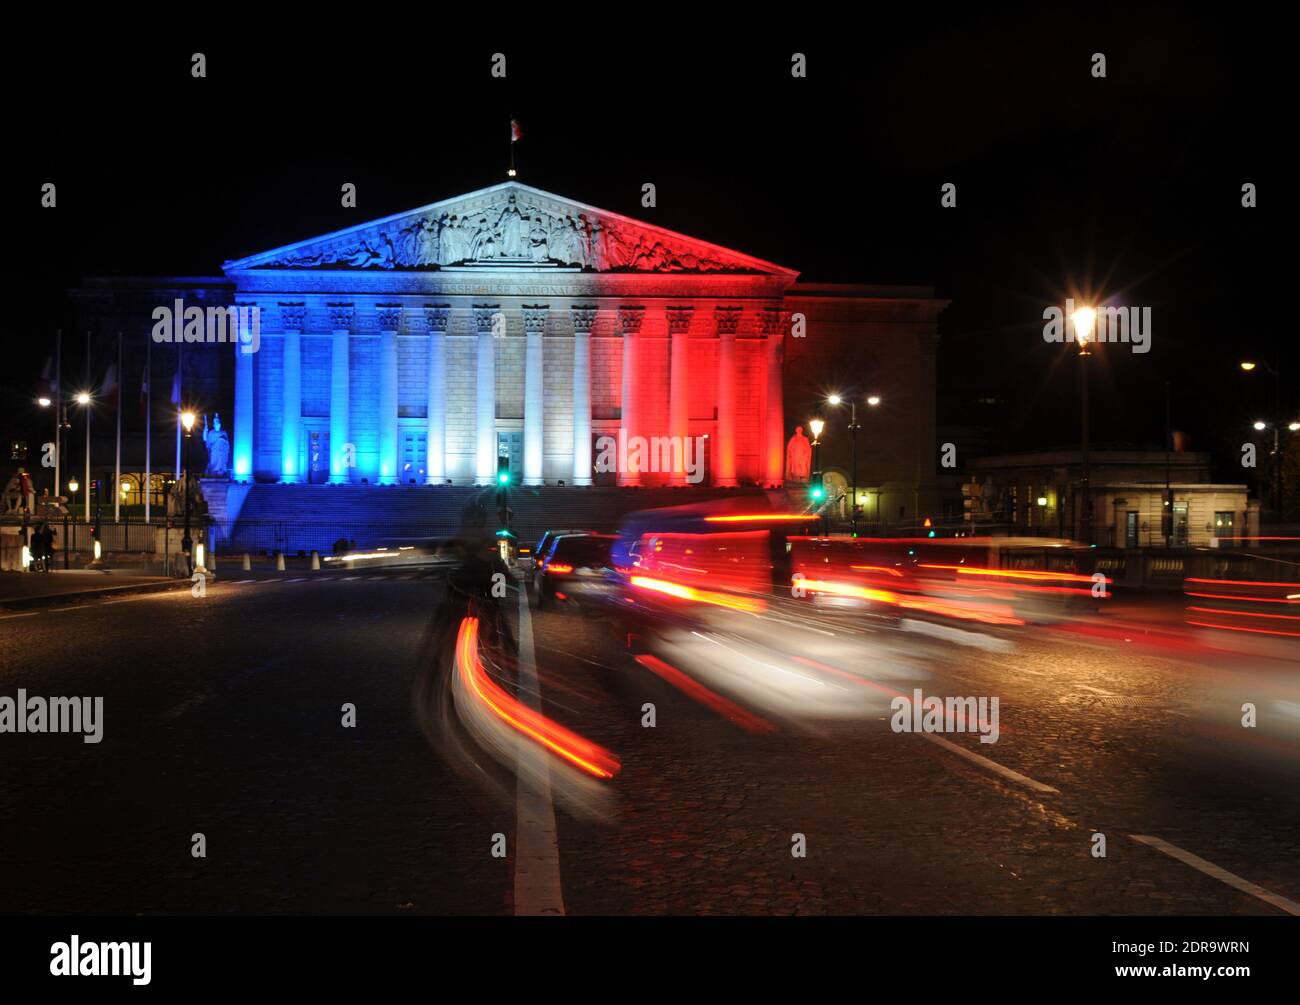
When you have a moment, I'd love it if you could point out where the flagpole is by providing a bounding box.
[54,329,62,502]
[145,338,152,525]
[115,332,122,524]
[85,331,91,526]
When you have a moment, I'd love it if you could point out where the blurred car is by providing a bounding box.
[532,533,617,610]
[321,537,464,571]
[529,528,589,569]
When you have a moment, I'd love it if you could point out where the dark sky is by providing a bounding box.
[5,14,1285,476]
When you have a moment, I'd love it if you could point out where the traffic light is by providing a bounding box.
[496,454,511,486]
[810,482,824,502]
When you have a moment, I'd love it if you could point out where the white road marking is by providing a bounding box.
[921,733,1060,795]
[1129,834,1300,916]
[513,582,565,916]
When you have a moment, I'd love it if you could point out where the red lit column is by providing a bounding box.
[763,308,785,487]
[618,306,644,486]
[714,307,740,486]
[667,307,693,484]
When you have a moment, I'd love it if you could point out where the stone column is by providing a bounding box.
[714,307,741,487]
[424,305,449,483]
[279,304,306,483]
[667,307,693,484]
[618,306,644,487]
[522,306,547,486]
[762,308,786,487]
[327,304,354,483]
[571,305,597,486]
[232,302,255,482]
[474,306,499,485]
[377,306,402,485]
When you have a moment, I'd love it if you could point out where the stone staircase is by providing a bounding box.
[213,482,795,555]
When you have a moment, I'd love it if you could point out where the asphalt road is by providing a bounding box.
[1,568,1297,915]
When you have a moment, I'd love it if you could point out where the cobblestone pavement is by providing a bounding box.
[1,573,1297,915]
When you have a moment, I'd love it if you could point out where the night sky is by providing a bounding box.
[6,15,1283,478]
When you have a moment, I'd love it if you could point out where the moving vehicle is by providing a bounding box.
[532,533,617,610]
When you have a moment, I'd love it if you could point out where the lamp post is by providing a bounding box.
[1241,358,1288,515]
[1072,307,1096,544]
[826,394,880,538]
[181,411,196,576]
[809,418,825,534]
[66,478,78,570]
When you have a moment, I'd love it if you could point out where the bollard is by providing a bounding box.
[242,552,251,571]
[310,550,320,571]
[274,551,285,571]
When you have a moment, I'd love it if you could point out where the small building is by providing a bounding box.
[963,450,1259,548]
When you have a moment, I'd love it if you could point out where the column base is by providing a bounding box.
[573,477,593,487]
[279,475,302,485]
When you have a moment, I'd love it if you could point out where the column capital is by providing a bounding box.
[278,304,307,331]
[522,305,549,334]
[667,306,695,335]
[760,307,785,338]
[571,304,598,334]
[618,306,645,336]
[424,304,452,332]
[473,305,502,333]
[376,304,404,333]
[327,303,356,332]
[715,305,743,336]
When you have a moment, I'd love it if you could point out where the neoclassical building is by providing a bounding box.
[73,182,947,521]
[223,181,796,488]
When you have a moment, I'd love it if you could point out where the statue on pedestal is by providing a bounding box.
[203,414,230,477]
[785,426,813,484]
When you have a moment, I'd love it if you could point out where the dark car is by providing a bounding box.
[532,533,616,610]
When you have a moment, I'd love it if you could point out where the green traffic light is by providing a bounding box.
[497,471,510,485]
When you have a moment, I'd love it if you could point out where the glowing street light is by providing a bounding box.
[75,392,91,406]
[1072,306,1097,352]
[809,418,825,441]
[866,395,881,407]
[1253,420,1267,431]
[181,410,196,432]
[1239,361,1257,372]
[37,396,51,408]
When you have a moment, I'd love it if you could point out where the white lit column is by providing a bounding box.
[377,306,401,485]
[571,306,596,486]
[522,306,547,485]
[618,306,643,487]
[715,307,739,486]
[424,306,448,483]
[474,306,499,485]
[667,308,693,484]
[763,308,786,486]
[232,302,255,482]
[328,304,354,483]
[279,305,305,483]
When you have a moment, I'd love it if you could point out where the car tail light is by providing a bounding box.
[547,563,574,574]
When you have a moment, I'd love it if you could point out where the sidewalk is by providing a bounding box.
[0,568,184,610]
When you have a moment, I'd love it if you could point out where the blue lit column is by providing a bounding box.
[280,305,306,483]
[522,306,547,486]
[474,306,499,485]
[328,304,354,483]
[377,306,401,485]
[232,302,255,482]
[571,306,596,486]
[424,306,448,483]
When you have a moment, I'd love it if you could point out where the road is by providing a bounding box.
[1,568,1298,915]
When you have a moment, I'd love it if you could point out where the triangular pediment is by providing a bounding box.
[223,182,796,277]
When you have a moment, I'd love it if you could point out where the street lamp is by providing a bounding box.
[181,410,196,576]
[1241,357,1288,515]
[1072,306,1096,543]
[826,394,881,537]
[808,418,826,530]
